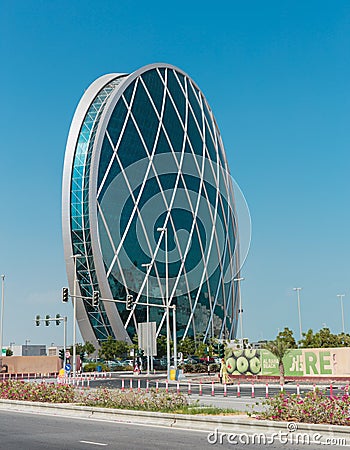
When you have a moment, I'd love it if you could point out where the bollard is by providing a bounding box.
[265,383,269,399]
[237,382,241,398]
[166,380,169,393]
[280,384,283,392]
[224,383,227,397]
[297,383,300,396]
[87,378,90,389]
[211,380,215,396]
[130,378,133,391]
[177,381,180,395]
[121,379,125,392]
[251,382,255,398]
[146,379,149,393]
[156,381,159,393]
[313,383,316,392]
[188,382,191,395]
[199,381,202,396]
[138,379,141,393]
[330,384,333,398]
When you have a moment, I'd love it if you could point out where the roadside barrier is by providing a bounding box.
[46,373,349,399]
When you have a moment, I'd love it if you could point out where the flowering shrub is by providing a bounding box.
[256,389,350,425]
[76,388,189,412]
[0,380,75,403]
[183,363,208,373]
[83,363,109,372]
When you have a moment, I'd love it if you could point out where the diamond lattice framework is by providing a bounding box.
[62,63,241,348]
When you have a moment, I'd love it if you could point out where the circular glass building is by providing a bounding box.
[62,63,241,348]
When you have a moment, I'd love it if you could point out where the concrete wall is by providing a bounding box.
[1,356,61,374]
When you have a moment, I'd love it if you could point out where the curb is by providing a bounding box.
[0,399,349,439]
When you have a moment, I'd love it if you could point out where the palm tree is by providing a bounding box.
[264,339,291,385]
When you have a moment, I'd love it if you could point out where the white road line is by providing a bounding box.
[79,440,108,446]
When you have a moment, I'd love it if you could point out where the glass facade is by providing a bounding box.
[63,64,240,346]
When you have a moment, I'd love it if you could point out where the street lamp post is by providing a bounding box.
[71,254,82,380]
[172,305,177,370]
[0,275,4,359]
[337,294,345,334]
[142,263,152,375]
[293,287,303,341]
[24,339,30,356]
[157,227,171,378]
[234,277,245,348]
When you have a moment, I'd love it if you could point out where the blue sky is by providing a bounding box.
[0,1,349,347]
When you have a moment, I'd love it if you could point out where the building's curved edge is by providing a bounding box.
[89,73,133,342]
[62,73,125,348]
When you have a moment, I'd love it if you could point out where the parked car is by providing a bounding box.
[199,357,215,364]
[152,358,166,370]
[183,356,201,364]
[120,359,134,367]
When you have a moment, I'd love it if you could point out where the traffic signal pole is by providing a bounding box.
[33,315,67,366]
[65,291,177,379]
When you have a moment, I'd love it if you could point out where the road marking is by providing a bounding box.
[79,440,108,446]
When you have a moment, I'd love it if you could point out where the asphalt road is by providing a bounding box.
[0,410,338,450]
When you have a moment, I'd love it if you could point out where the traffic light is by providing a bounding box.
[45,315,50,326]
[138,349,144,357]
[55,314,61,325]
[35,315,40,326]
[126,294,134,310]
[62,287,69,303]
[92,290,99,307]
[59,349,64,360]
[79,350,86,362]
[219,343,225,358]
